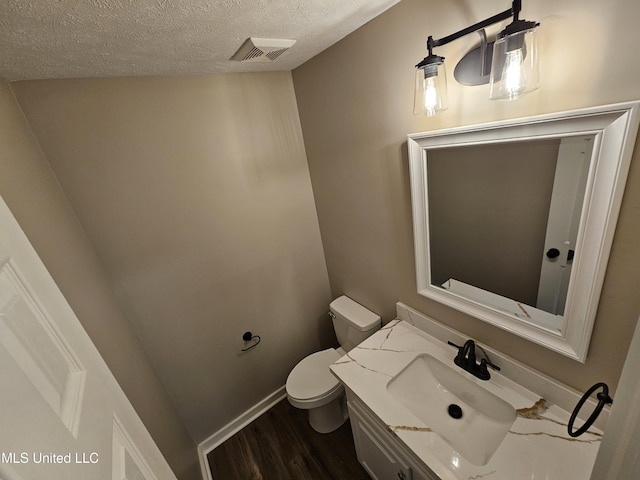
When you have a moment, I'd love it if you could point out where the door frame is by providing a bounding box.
[590,313,640,478]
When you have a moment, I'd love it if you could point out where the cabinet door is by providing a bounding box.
[347,395,441,480]
[349,400,412,480]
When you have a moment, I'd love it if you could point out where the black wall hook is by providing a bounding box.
[241,331,261,352]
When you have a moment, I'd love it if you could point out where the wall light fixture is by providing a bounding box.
[414,0,540,116]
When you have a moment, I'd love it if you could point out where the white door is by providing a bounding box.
[590,315,640,479]
[0,194,177,480]
[536,136,592,314]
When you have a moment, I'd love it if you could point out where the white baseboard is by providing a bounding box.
[197,386,287,480]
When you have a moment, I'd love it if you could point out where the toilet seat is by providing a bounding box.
[286,348,342,403]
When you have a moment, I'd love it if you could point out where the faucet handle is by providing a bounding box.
[447,340,464,356]
[480,358,500,372]
[476,344,500,372]
[478,358,499,380]
[447,341,468,367]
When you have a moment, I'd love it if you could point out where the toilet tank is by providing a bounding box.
[329,296,381,352]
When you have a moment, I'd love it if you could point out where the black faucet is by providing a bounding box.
[447,339,500,380]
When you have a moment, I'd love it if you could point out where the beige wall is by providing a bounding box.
[11,72,332,443]
[293,0,640,394]
[0,81,200,480]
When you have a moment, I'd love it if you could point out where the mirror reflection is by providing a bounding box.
[427,136,594,329]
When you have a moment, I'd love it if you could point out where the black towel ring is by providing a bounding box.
[568,382,613,437]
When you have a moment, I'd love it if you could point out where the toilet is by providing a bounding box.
[286,295,381,433]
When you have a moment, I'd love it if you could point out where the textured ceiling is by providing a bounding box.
[0,0,401,82]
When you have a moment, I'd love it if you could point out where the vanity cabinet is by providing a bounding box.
[347,392,439,480]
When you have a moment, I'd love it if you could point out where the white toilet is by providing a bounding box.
[286,295,381,433]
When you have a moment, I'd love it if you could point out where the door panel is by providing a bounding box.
[0,194,176,480]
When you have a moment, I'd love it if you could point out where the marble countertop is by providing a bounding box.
[330,319,602,480]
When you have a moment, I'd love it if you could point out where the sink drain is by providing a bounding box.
[448,404,463,419]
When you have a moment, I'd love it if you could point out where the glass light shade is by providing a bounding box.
[414,62,448,116]
[489,28,539,100]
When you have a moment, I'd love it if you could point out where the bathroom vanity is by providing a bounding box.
[330,303,603,480]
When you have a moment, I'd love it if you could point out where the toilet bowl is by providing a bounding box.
[286,348,346,433]
[285,296,381,433]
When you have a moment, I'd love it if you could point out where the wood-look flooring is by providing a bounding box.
[208,399,371,480]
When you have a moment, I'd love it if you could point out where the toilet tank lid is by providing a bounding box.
[330,295,381,332]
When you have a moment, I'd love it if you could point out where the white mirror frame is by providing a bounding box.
[408,102,640,362]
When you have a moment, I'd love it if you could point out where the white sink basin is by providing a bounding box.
[386,353,516,466]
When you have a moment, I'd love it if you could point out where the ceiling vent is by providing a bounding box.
[231,37,296,62]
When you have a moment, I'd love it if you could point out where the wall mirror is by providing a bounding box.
[408,102,640,361]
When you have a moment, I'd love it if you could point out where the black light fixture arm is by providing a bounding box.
[426,0,522,55]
